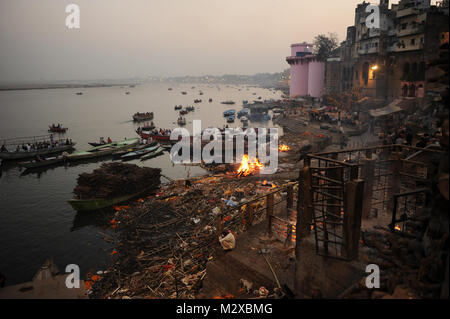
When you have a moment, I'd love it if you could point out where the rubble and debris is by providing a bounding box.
[88,172,295,299]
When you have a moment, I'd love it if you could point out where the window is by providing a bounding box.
[402,23,407,30]
[411,38,416,45]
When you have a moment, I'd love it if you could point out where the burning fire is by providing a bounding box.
[394,224,401,231]
[279,144,290,152]
[236,155,264,177]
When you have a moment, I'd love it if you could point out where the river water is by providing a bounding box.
[0,83,282,285]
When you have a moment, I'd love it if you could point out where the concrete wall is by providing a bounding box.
[290,61,309,97]
[307,61,325,98]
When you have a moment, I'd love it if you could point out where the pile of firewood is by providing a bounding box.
[73,162,161,199]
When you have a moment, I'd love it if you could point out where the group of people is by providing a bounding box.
[149,128,172,136]
[382,127,440,148]
[0,138,73,153]
[98,137,112,144]
[308,110,359,127]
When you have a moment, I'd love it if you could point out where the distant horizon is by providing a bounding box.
[0,72,287,85]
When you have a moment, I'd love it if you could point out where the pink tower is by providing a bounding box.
[286,42,325,98]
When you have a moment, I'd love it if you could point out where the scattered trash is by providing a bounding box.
[219,231,236,251]
[240,279,253,294]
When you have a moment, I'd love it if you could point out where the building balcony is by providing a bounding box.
[358,47,379,55]
[397,25,425,37]
[393,42,424,52]
[396,7,419,18]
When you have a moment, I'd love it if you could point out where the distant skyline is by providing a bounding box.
[0,0,438,82]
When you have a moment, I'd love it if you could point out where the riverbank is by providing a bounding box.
[0,83,133,91]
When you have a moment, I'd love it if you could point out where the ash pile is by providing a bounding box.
[73,162,161,199]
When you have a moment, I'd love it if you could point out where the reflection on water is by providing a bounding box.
[0,83,282,285]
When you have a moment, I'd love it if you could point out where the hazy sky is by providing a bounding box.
[0,0,435,82]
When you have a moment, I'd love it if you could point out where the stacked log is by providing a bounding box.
[73,162,161,199]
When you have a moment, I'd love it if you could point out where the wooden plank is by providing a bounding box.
[342,179,365,260]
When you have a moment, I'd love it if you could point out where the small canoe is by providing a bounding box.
[132,112,154,121]
[140,147,164,161]
[68,191,146,212]
[19,156,66,169]
[120,145,159,160]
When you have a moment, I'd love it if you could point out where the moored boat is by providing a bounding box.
[140,147,164,161]
[67,138,139,161]
[0,145,75,161]
[227,116,235,123]
[19,155,67,169]
[177,117,186,126]
[68,190,145,212]
[120,144,159,160]
[223,109,236,117]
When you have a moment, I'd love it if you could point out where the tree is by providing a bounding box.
[313,33,339,61]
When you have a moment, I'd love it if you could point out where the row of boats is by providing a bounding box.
[0,137,167,170]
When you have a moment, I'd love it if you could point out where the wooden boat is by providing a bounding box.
[181,91,187,95]
[19,155,66,169]
[48,126,68,133]
[0,144,75,161]
[174,105,182,110]
[68,190,147,212]
[221,101,235,105]
[209,98,213,102]
[140,147,164,161]
[67,138,139,161]
[177,117,186,126]
[223,109,236,117]
[132,112,154,122]
[179,110,188,115]
[112,142,154,158]
[194,99,202,103]
[137,131,175,142]
[120,144,159,160]
[88,142,107,147]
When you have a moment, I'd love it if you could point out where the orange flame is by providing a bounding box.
[279,144,290,152]
[236,155,264,177]
[395,224,401,231]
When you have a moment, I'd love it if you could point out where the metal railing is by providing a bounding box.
[300,144,443,260]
